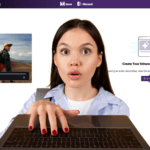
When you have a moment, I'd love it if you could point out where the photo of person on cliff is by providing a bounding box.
[0,34,32,83]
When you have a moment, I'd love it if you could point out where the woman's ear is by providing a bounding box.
[97,51,103,67]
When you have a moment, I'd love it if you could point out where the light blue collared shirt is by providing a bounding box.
[0,83,130,139]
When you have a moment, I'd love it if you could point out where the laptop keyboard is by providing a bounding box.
[3,127,143,148]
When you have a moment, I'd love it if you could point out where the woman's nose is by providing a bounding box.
[70,53,81,66]
[70,60,81,66]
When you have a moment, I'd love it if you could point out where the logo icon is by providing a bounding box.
[60,1,65,6]
[138,36,150,57]
[77,1,82,6]
[142,42,149,49]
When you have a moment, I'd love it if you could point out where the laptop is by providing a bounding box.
[0,114,150,149]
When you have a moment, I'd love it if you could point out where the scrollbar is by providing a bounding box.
[0,72,29,80]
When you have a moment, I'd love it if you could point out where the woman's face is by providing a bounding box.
[54,28,103,88]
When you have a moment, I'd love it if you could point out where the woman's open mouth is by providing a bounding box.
[68,70,81,80]
[68,74,81,80]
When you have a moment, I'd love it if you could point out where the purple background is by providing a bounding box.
[1,0,150,8]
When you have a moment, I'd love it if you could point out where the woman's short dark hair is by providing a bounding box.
[49,18,114,95]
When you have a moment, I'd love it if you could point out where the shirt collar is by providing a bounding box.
[3,49,7,52]
[44,83,65,100]
[44,83,121,105]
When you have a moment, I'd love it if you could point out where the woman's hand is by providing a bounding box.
[25,100,80,136]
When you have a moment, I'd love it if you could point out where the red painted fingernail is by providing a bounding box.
[64,127,68,132]
[52,130,57,136]
[42,129,46,134]
[29,126,32,130]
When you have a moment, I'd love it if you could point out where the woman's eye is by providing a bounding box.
[82,49,91,55]
[61,49,69,55]
[60,49,91,55]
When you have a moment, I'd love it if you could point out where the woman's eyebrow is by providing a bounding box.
[80,43,94,48]
[58,43,70,47]
[58,42,94,48]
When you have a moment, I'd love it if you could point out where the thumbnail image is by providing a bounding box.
[0,34,32,83]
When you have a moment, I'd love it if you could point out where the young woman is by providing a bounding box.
[0,19,129,138]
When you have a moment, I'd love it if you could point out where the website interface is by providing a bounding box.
[0,0,150,147]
